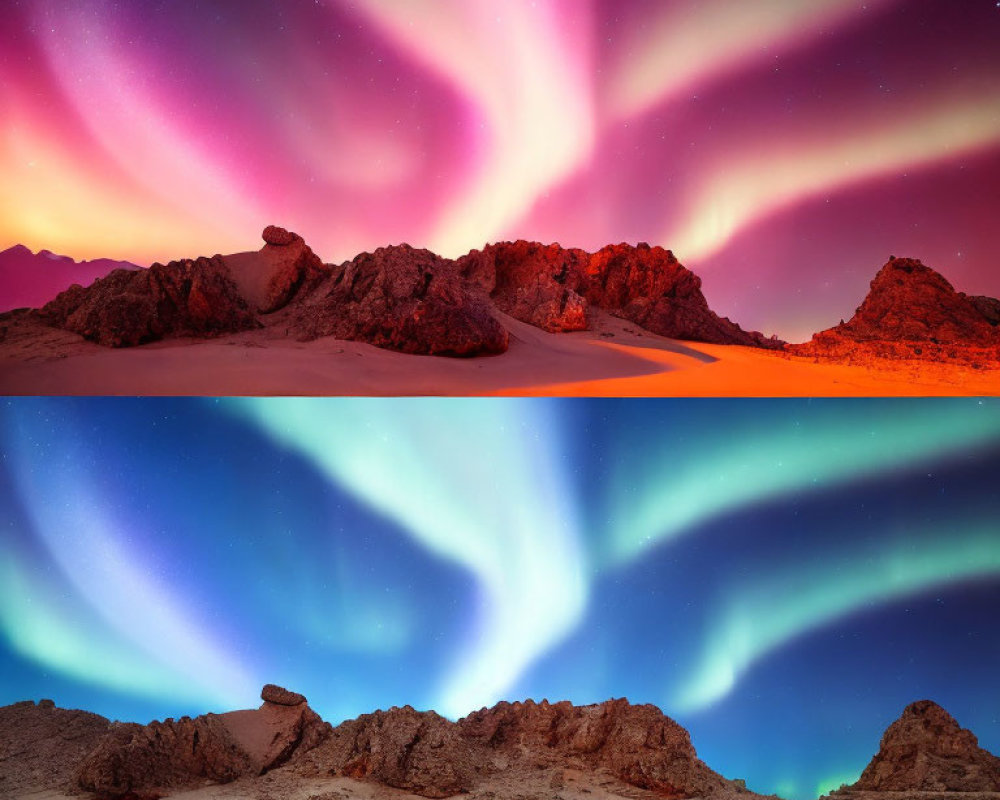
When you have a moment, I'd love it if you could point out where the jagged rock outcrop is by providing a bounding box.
[76,685,330,798]
[0,700,111,798]
[459,697,742,797]
[281,244,509,356]
[301,706,477,798]
[459,240,781,347]
[846,700,1000,793]
[794,257,1000,360]
[39,256,260,347]
[459,240,591,332]
[297,698,756,799]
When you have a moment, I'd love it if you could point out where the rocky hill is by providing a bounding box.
[792,256,1000,363]
[837,700,1000,794]
[25,226,777,357]
[1,691,766,800]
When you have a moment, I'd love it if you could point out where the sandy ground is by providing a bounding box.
[7,765,758,800]
[1,310,997,396]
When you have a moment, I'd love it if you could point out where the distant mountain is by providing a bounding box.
[0,244,140,313]
[825,700,1000,797]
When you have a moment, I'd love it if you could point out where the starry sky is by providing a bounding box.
[2,1,1000,340]
[2,397,999,800]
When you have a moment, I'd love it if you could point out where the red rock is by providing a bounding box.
[262,225,298,246]
[261,683,306,706]
[39,256,260,347]
[281,244,509,357]
[794,257,1000,360]
[76,686,330,797]
[0,700,111,798]
[303,706,475,798]
[848,700,1000,792]
[297,697,756,799]
[225,227,326,314]
[458,241,590,332]
[459,697,742,798]
[458,241,781,346]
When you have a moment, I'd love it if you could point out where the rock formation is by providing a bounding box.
[458,240,781,347]
[27,226,787,357]
[280,243,509,356]
[0,699,111,798]
[76,684,330,798]
[223,226,327,314]
[793,257,1000,361]
[295,697,758,799]
[39,256,260,347]
[458,697,742,797]
[845,700,1000,793]
[301,705,478,798]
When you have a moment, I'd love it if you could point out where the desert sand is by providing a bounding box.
[1,309,996,396]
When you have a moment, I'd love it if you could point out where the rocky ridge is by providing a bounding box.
[295,697,762,800]
[27,226,778,356]
[458,240,780,347]
[5,693,1000,800]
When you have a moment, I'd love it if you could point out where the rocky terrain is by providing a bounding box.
[0,698,111,798]
[1,690,766,800]
[791,256,1000,365]
[3,226,777,358]
[4,693,1000,800]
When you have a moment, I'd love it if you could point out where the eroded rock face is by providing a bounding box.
[223,225,327,314]
[459,698,736,798]
[304,706,476,798]
[797,257,1000,356]
[458,241,780,347]
[40,256,260,347]
[299,698,751,799]
[0,700,111,798]
[581,243,777,347]
[850,700,1000,792]
[284,244,509,356]
[77,713,255,797]
[76,686,330,798]
[459,241,590,332]
[36,228,784,356]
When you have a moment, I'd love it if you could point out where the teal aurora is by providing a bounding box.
[1,397,998,800]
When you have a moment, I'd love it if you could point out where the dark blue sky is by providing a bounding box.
[1,397,998,800]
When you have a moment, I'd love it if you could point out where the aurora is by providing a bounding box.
[2,0,999,341]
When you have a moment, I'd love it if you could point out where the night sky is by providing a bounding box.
[2,398,999,800]
[2,1,1000,339]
